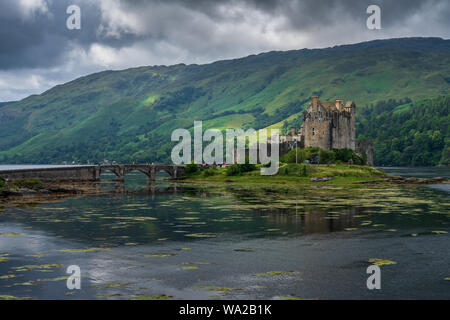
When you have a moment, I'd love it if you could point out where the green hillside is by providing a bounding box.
[357,95,450,166]
[0,37,449,164]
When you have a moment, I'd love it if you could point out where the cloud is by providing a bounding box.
[0,0,449,101]
[0,69,58,101]
[18,0,50,18]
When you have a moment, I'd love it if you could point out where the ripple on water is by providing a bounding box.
[427,184,450,194]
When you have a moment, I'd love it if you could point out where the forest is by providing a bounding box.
[356,96,449,166]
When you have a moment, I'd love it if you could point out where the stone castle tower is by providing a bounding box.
[301,96,356,150]
[280,96,373,165]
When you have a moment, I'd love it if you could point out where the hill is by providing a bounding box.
[0,37,449,164]
[357,95,449,166]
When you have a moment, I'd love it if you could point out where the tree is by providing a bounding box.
[319,149,336,164]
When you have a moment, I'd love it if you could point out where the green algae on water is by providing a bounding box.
[57,248,110,253]
[145,253,177,258]
[368,259,397,266]
[253,271,299,276]
[131,294,173,300]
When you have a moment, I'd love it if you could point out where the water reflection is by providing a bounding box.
[256,207,359,233]
[0,173,449,300]
[1,181,449,245]
[379,166,450,179]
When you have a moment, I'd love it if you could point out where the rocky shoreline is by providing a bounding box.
[1,175,449,203]
[0,182,97,205]
[0,184,81,197]
[357,176,449,185]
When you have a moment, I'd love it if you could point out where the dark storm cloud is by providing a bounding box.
[105,0,450,54]
[0,0,449,101]
[118,0,450,30]
[2,0,450,70]
[0,1,83,69]
[267,0,450,30]
[0,0,140,70]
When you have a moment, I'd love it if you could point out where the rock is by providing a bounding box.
[310,177,333,182]
[46,186,78,193]
[0,184,81,198]
[0,189,21,197]
[17,188,37,194]
[357,176,450,185]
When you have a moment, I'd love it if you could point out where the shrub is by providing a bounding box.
[203,167,217,177]
[185,162,199,174]
[225,164,241,176]
[0,178,4,189]
[12,179,41,189]
[360,151,368,165]
[225,163,256,176]
[319,149,336,164]
[278,163,311,176]
[238,163,256,173]
[279,166,289,175]
[351,153,366,165]
[334,148,354,163]
[300,164,308,177]
[282,147,367,166]
[280,148,311,164]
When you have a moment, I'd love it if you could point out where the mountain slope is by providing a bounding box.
[357,95,449,166]
[0,37,449,164]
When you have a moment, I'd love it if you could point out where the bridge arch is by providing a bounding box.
[0,164,185,183]
[97,164,185,181]
[154,168,172,177]
[98,167,124,181]
[121,169,152,189]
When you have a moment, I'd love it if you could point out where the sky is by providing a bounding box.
[0,0,449,102]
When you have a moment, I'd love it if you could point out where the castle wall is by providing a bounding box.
[330,108,355,150]
[356,141,374,166]
[302,106,332,150]
[279,97,371,164]
[303,118,332,150]
[349,106,356,150]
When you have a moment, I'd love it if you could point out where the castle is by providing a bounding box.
[280,96,374,165]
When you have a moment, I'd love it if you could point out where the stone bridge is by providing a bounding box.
[98,164,185,181]
[0,164,185,182]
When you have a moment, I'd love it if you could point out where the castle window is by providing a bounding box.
[312,128,315,136]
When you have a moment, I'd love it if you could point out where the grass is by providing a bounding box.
[0,38,449,164]
[0,179,42,191]
[183,164,386,185]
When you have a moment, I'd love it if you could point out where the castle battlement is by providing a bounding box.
[280,96,373,165]
[302,96,356,150]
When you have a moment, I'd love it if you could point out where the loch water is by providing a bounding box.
[0,168,449,300]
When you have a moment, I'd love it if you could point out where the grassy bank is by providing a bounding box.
[0,178,42,191]
[183,164,387,185]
